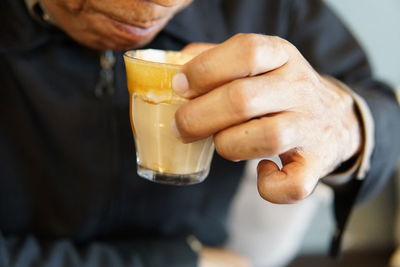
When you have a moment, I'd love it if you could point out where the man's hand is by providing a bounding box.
[173,34,362,204]
[200,247,250,267]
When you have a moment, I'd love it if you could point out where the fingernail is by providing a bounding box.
[172,73,189,96]
[171,119,181,139]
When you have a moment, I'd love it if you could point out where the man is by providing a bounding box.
[1,0,399,266]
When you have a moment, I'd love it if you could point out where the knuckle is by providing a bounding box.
[213,133,237,161]
[232,34,268,74]
[270,35,296,54]
[232,33,263,44]
[242,33,266,47]
[226,80,257,118]
[272,35,293,48]
[242,34,267,74]
[262,120,287,155]
[268,35,283,43]
[234,34,292,75]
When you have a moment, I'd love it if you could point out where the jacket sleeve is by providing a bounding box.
[288,0,400,204]
[287,0,400,256]
[0,231,197,267]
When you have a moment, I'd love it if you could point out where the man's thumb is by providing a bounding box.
[256,155,318,204]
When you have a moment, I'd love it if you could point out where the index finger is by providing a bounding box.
[172,33,290,98]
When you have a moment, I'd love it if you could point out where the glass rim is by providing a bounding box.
[123,49,185,68]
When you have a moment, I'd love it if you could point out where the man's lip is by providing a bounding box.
[109,17,165,38]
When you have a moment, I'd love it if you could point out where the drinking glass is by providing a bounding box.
[124,49,214,185]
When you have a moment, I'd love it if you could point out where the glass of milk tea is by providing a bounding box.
[124,49,214,185]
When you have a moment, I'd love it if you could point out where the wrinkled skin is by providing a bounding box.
[173,35,361,204]
[41,0,192,50]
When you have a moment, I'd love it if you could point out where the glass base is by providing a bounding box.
[137,164,208,186]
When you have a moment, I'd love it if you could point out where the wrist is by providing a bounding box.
[321,76,375,184]
[323,76,363,162]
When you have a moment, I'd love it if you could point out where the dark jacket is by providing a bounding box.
[1,0,399,266]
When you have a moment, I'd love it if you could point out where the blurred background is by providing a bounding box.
[290,0,400,266]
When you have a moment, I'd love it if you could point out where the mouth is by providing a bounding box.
[107,16,167,39]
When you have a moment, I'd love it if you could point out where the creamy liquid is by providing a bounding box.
[131,94,214,175]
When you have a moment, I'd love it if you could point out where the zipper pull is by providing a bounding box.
[95,50,116,97]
